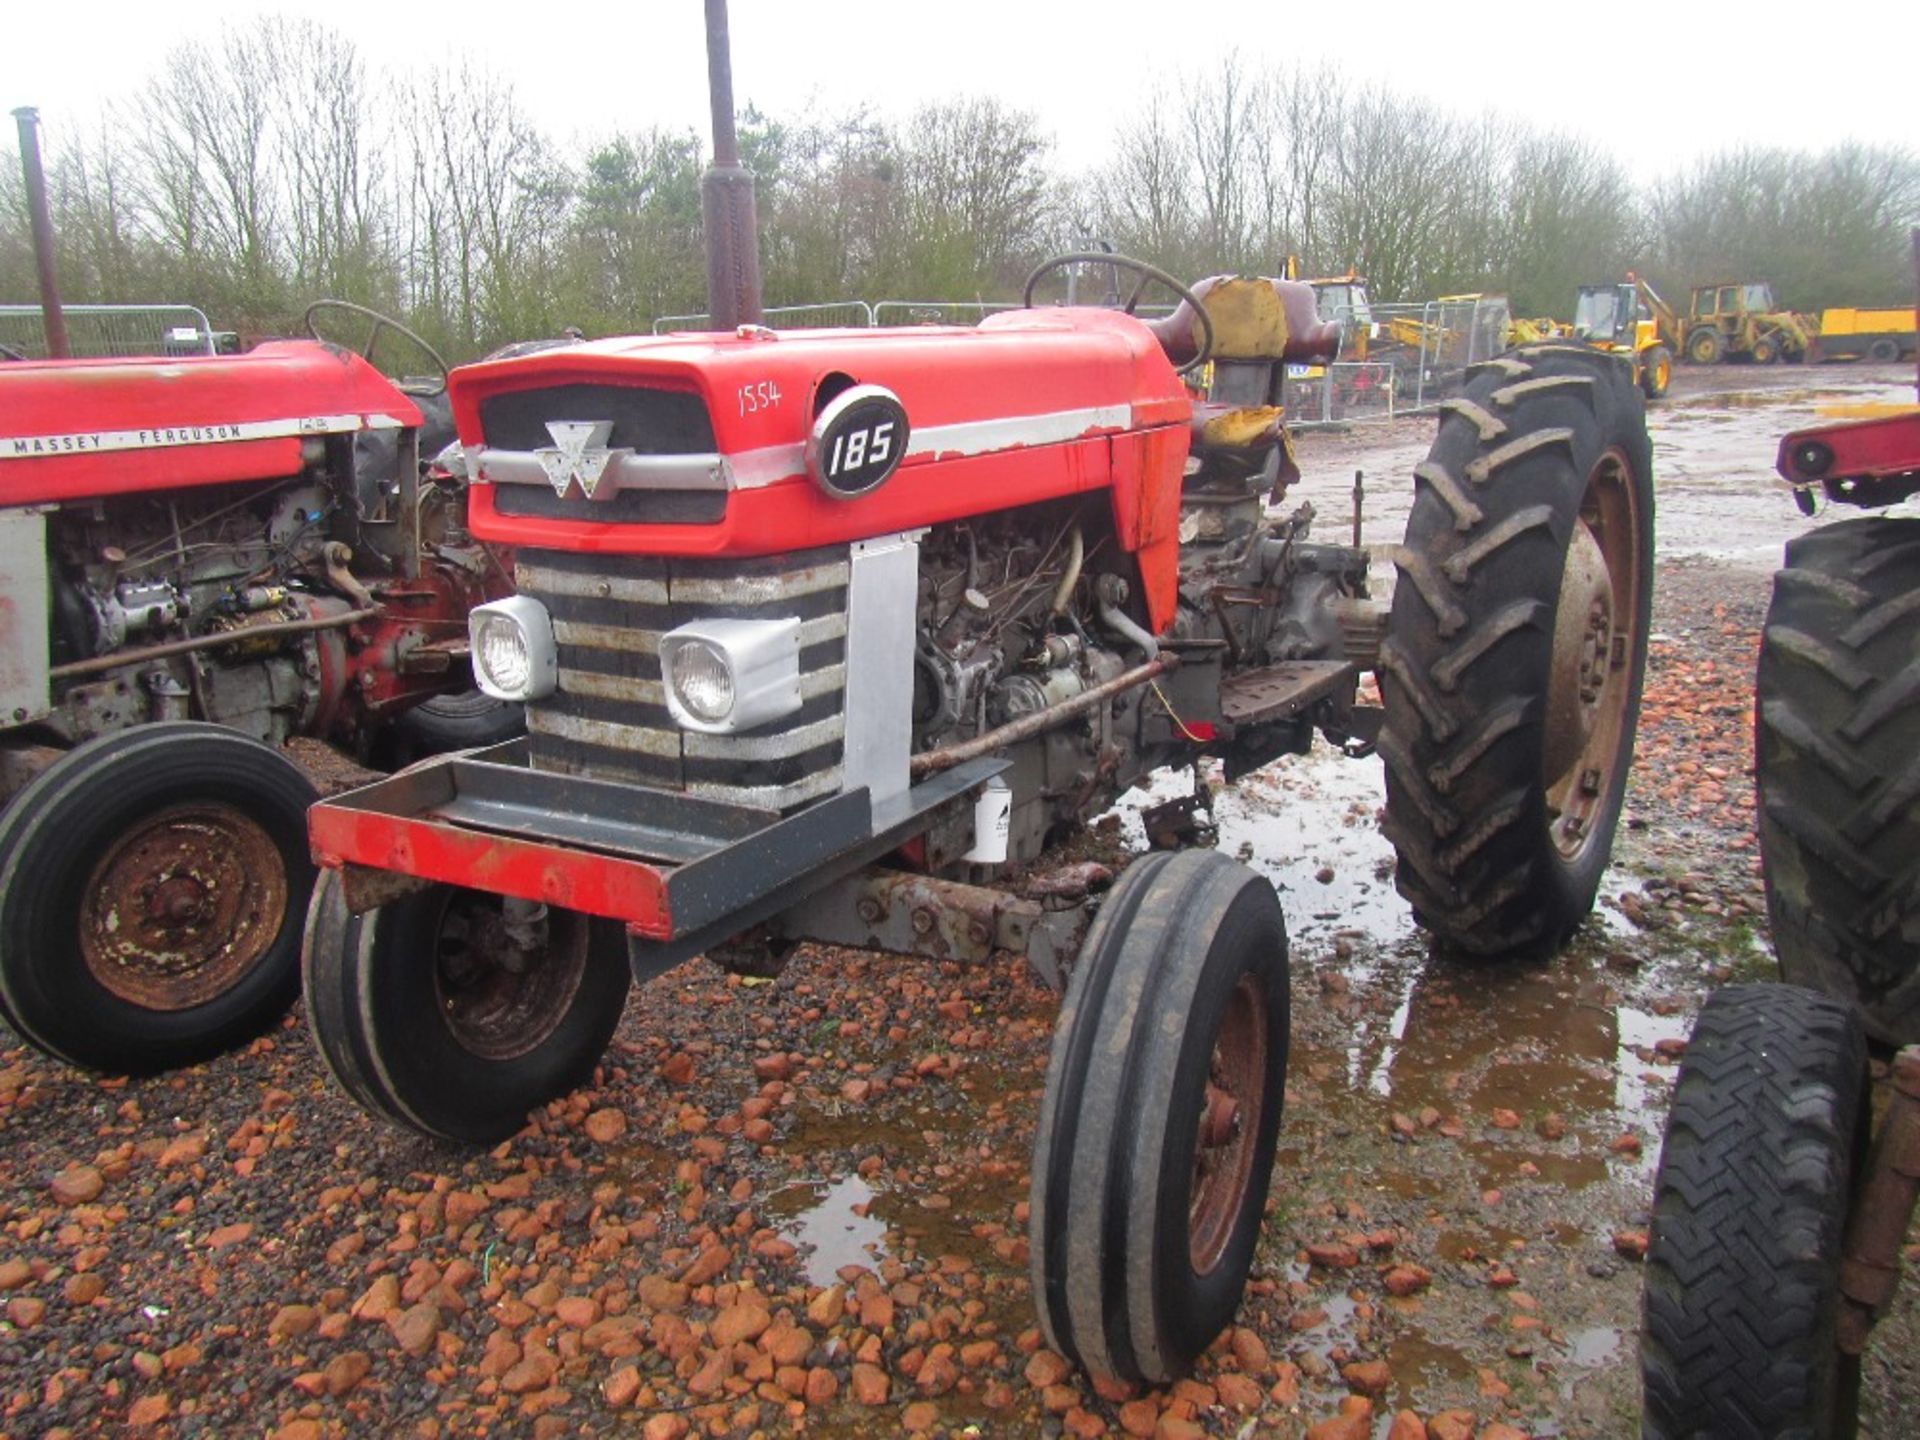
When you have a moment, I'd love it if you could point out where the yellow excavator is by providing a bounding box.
[1573,274,1678,398]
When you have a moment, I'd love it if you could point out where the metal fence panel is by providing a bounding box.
[1284,361,1398,427]
[872,301,1020,328]
[0,304,220,359]
[651,301,873,334]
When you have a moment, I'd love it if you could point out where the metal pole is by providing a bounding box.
[910,656,1180,778]
[700,0,762,331]
[12,107,69,359]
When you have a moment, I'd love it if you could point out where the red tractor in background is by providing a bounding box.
[1641,298,1920,1438]
[0,302,516,1075]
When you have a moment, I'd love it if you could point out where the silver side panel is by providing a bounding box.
[842,531,920,806]
[0,511,50,727]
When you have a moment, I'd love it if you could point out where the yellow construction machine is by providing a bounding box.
[1572,274,1679,398]
[1682,281,1814,365]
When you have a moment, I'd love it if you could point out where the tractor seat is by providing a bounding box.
[1144,276,1342,369]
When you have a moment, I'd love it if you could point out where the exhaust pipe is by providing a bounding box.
[12,106,69,359]
[700,0,763,332]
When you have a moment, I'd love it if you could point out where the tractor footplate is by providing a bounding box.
[307,740,1003,949]
[1219,660,1355,726]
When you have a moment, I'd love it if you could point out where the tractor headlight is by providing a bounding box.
[470,596,557,701]
[661,617,801,734]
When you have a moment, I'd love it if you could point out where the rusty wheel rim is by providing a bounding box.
[431,894,587,1062]
[79,804,288,1012]
[1190,974,1267,1275]
[1542,447,1643,866]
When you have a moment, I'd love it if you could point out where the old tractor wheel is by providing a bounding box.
[1752,333,1780,365]
[1757,517,1920,1045]
[0,722,317,1072]
[1641,983,1867,1439]
[302,876,630,1143]
[1868,338,1901,363]
[1640,345,1673,400]
[1686,328,1724,365]
[1030,851,1289,1385]
[1379,344,1653,959]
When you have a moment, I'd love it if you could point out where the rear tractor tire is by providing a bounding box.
[1756,516,1920,1045]
[1030,851,1290,1386]
[0,722,318,1072]
[1379,344,1653,958]
[1640,345,1672,400]
[1641,983,1867,1439]
[1686,328,1724,366]
[302,874,631,1143]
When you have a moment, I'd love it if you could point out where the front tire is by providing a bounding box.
[0,723,318,1072]
[1757,517,1920,1045]
[1641,983,1866,1439]
[1379,345,1653,957]
[1640,345,1672,400]
[302,877,630,1143]
[1030,851,1289,1385]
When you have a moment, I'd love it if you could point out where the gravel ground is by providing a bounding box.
[0,362,1916,1439]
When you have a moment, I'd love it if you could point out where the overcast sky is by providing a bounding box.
[4,1,1914,183]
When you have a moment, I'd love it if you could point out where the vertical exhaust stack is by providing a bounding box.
[12,106,69,359]
[701,0,763,332]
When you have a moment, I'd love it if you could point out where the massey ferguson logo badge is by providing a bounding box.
[536,420,624,499]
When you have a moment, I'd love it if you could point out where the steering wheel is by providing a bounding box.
[304,299,450,397]
[1021,251,1215,376]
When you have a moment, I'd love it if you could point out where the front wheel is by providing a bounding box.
[376,688,525,767]
[1752,334,1780,365]
[1030,851,1290,1385]
[1641,983,1867,1438]
[1640,345,1672,400]
[0,723,317,1072]
[302,876,631,1143]
[1379,344,1653,957]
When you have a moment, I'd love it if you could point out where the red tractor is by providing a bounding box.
[0,303,514,1075]
[300,247,1655,1382]
[1641,384,1920,1436]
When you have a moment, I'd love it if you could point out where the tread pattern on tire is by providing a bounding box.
[1030,850,1288,1386]
[1379,344,1652,958]
[1758,516,1920,1045]
[1641,983,1866,1439]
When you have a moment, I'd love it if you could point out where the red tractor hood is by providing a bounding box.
[0,341,421,506]
[451,307,1194,565]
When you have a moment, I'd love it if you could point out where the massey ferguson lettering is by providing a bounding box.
[0,414,374,461]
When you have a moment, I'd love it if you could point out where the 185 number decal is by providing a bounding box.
[806,385,910,500]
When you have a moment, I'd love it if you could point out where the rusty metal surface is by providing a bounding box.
[78,802,288,1011]
[48,606,381,682]
[909,656,1178,779]
[1218,659,1354,726]
[1839,1046,1920,1354]
[1190,972,1266,1273]
[770,865,1093,990]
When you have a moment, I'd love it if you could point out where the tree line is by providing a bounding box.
[3,22,1915,361]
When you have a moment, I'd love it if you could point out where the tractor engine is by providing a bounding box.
[40,473,488,749]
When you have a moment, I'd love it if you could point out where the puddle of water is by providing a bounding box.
[766,1175,890,1287]
[1562,1325,1621,1368]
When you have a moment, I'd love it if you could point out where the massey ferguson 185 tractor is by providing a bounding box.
[0,302,513,1075]
[299,243,1656,1378]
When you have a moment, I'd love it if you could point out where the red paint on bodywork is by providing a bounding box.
[453,307,1195,630]
[1777,412,1920,486]
[0,342,422,505]
[309,803,673,935]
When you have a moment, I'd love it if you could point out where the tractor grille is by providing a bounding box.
[516,547,849,812]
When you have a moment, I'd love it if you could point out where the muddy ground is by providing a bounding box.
[0,362,1916,1439]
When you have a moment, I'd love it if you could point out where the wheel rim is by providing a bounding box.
[1654,356,1670,392]
[79,804,288,1011]
[1542,448,1643,864]
[1189,974,1267,1275]
[430,893,588,1061]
